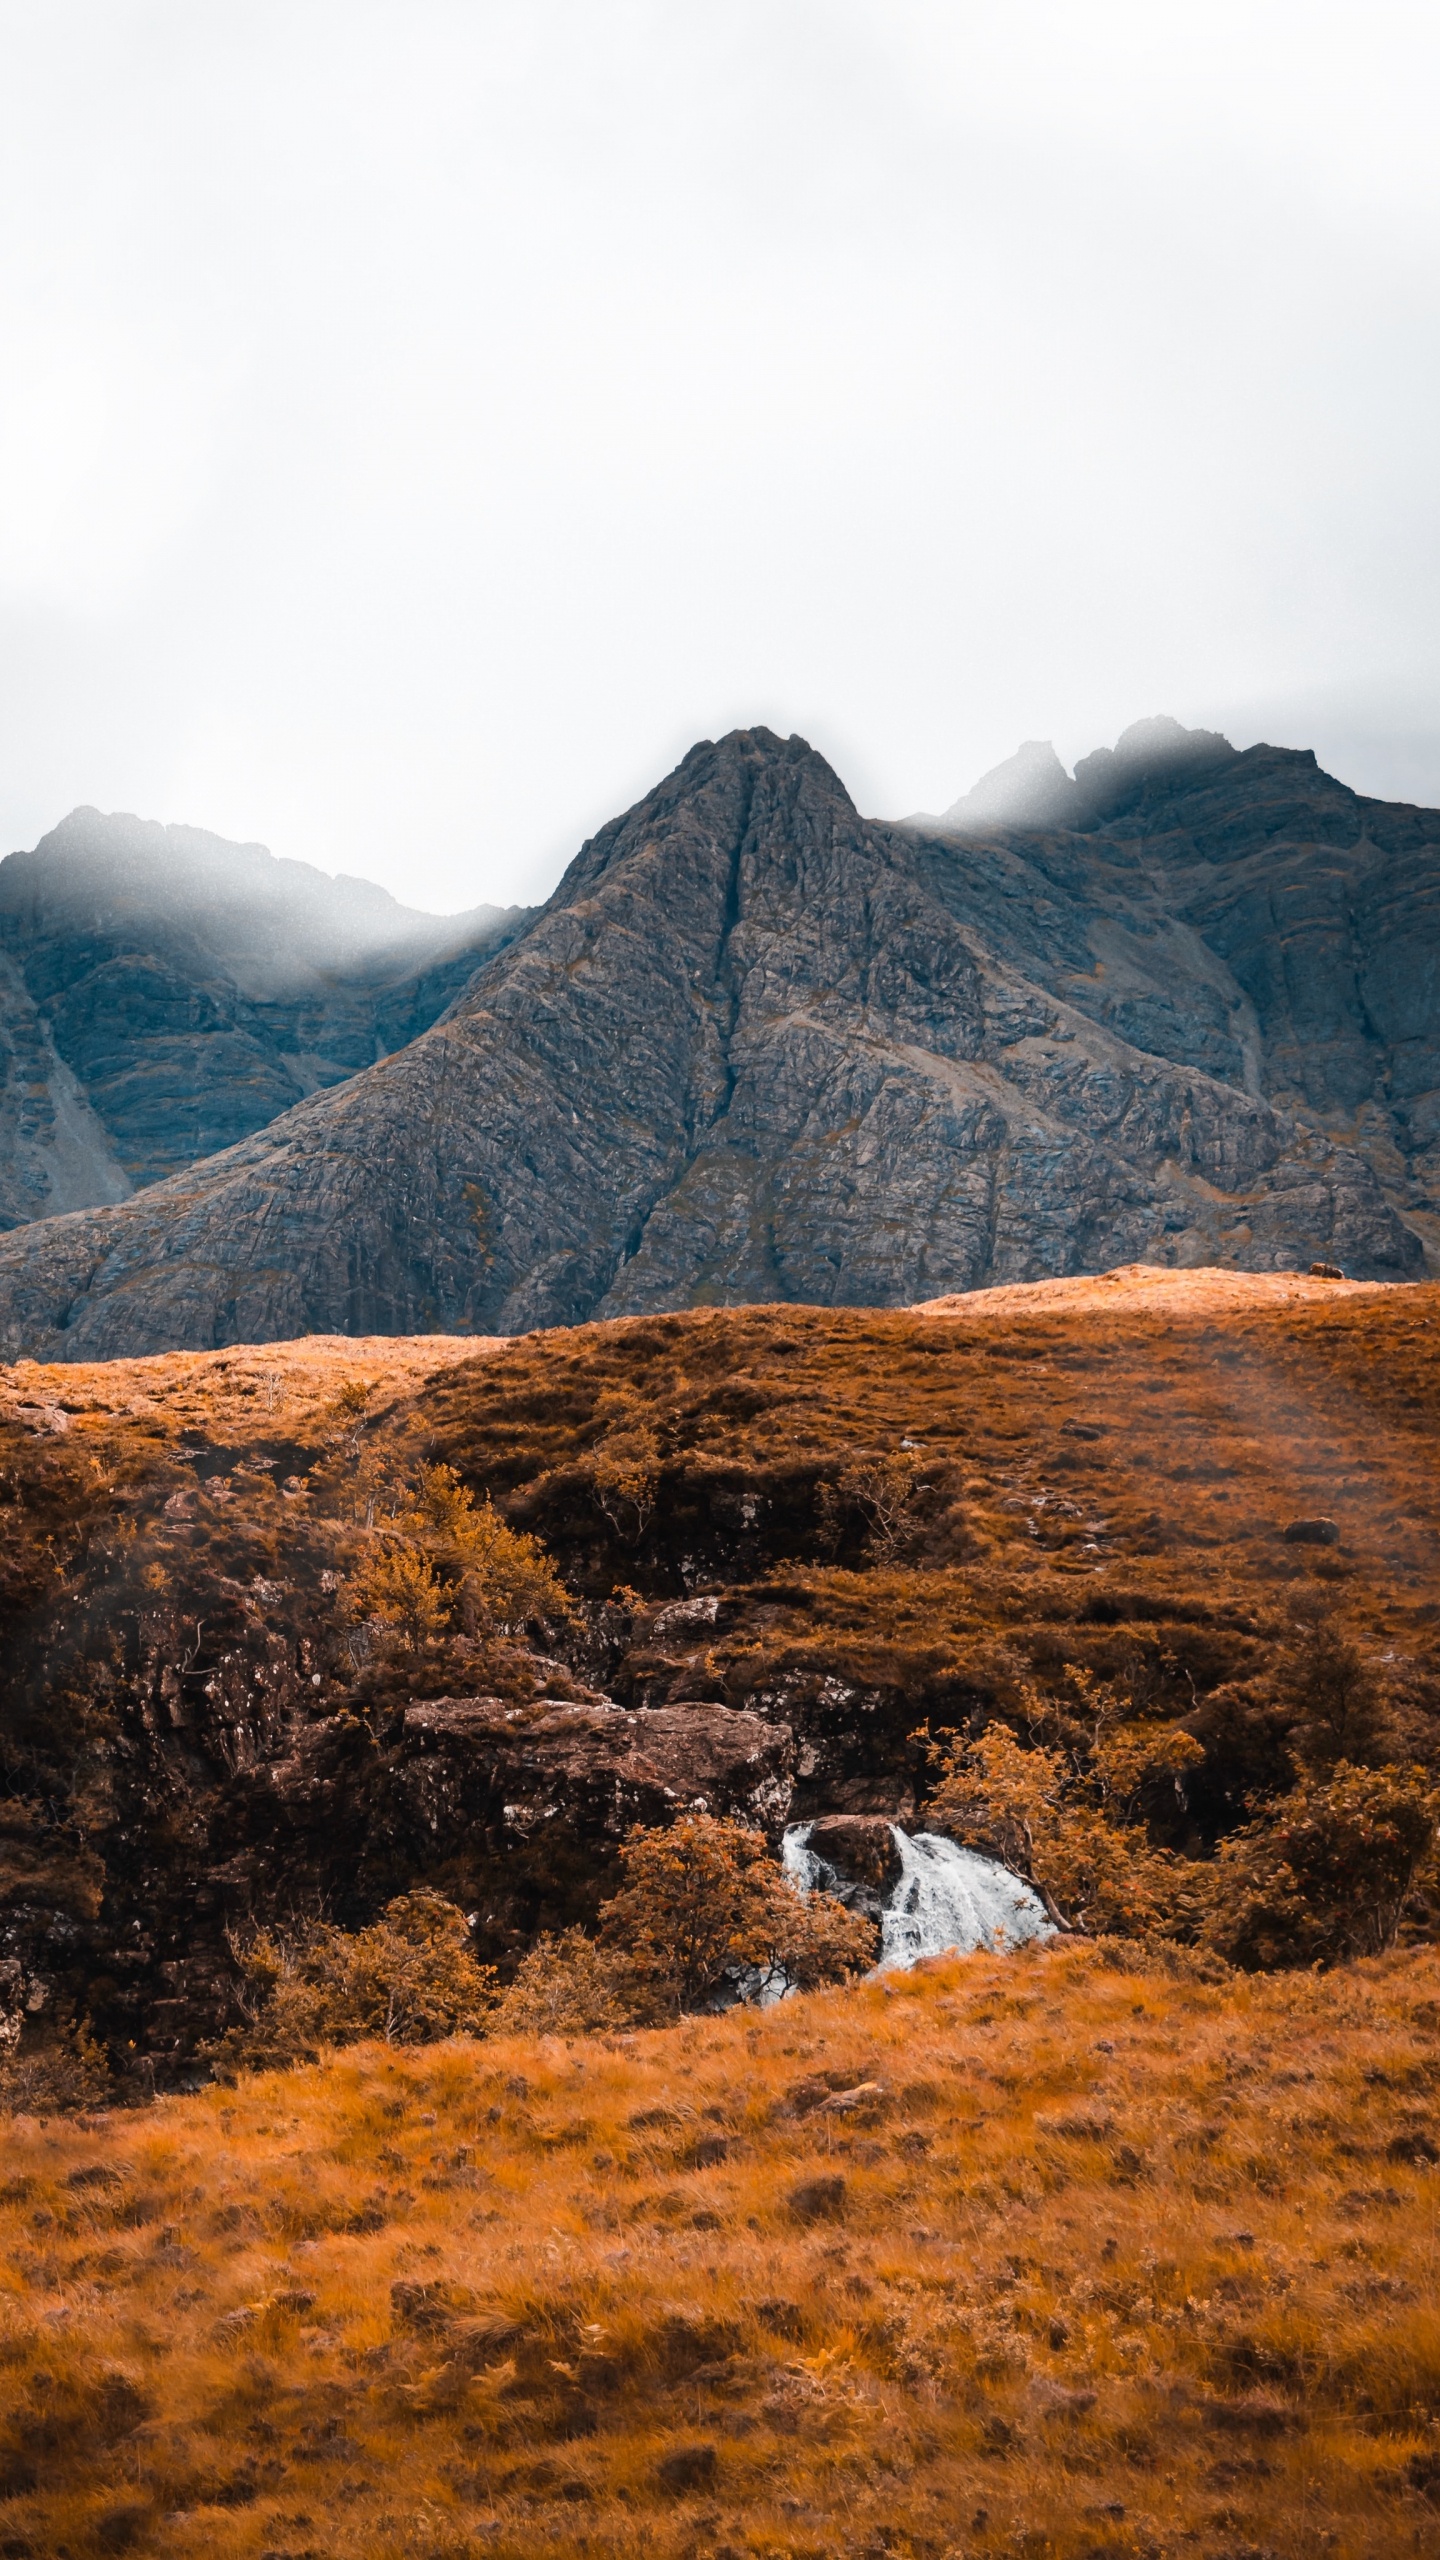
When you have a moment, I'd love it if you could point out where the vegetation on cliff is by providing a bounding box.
[1,1269,1437,2103]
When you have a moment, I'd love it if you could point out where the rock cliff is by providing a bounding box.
[0,807,525,1228]
[0,722,1434,1358]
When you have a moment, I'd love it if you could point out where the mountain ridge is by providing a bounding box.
[0,807,528,1229]
[0,718,1432,1360]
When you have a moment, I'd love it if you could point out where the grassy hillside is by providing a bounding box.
[1,1267,1438,2080]
[418,1267,1440,1807]
[3,1941,1439,2559]
[3,1268,1440,2553]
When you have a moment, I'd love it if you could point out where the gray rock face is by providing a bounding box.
[0,723,1432,1360]
[0,807,526,1225]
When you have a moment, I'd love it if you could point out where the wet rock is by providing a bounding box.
[397,1696,795,1851]
[804,1815,903,1895]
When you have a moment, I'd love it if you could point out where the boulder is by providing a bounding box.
[804,1815,903,1895]
[398,1697,795,1847]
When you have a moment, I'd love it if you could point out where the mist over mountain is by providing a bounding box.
[0,809,528,1227]
[0,715,1433,1362]
[913,714,1240,833]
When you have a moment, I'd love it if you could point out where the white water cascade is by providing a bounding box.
[782,1822,1052,1970]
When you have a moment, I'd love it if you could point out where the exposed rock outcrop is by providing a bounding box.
[0,721,1434,1359]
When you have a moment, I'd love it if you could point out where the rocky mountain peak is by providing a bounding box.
[930,714,1239,836]
[1070,714,1237,825]
[0,811,530,1231]
[2,806,501,991]
[939,738,1075,831]
[0,719,1432,1360]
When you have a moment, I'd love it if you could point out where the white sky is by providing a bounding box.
[2,0,1438,912]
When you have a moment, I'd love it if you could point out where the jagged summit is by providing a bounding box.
[921,713,1239,835]
[938,738,1075,830]
[0,719,1433,1360]
[538,726,856,913]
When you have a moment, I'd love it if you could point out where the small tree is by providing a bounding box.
[836,1453,918,1560]
[585,1392,661,1540]
[598,1813,877,2016]
[926,1722,1063,1883]
[1276,1607,1393,1772]
[340,1466,571,1651]
[206,1890,497,2076]
[409,1465,572,1632]
[589,1434,660,1541]
[1206,1761,1439,1968]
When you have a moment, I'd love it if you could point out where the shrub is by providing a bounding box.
[1276,1605,1394,1772]
[597,1812,877,2015]
[924,1711,1204,1940]
[1206,1761,1440,1968]
[0,2017,111,2115]
[409,1465,572,1632]
[583,1396,661,1540]
[342,1465,572,1652]
[345,1542,451,1650]
[489,1929,638,2035]
[206,1890,498,2076]
[836,1453,918,1559]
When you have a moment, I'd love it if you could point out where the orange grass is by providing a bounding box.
[4,1941,1440,2560]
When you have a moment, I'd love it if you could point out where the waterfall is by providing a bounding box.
[783,1822,1052,1970]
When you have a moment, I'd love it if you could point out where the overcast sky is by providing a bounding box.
[2,1,1438,913]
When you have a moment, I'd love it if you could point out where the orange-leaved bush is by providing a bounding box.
[342,1462,572,1651]
[488,1928,638,2035]
[597,1812,877,2015]
[923,1705,1204,1940]
[1207,1760,1439,1968]
[405,1463,573,1633]
[206,1890,498,2075]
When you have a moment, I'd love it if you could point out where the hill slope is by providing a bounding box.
[3,1266,1436,2080]
[0,807,525,1229]
[3,1942,1439,2559]
[0,723,1436,1360]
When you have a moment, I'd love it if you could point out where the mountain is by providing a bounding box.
[0,806,527,1229]
[0,721,1435,1361]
